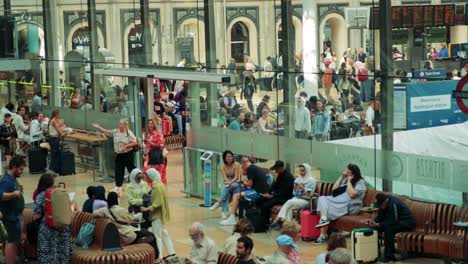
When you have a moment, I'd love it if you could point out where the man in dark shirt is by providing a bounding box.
[368,193,415,263]
[153,93,166,118]
[221,156,269,225]
[0,156,26,264]
[358,48,367,63]
[236,236,256,264]
[260,160,294,227]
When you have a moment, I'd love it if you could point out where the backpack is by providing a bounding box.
[75,219,95,248]
[45,187,72,228]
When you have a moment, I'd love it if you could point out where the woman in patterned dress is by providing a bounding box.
[143,118,167,186]
[33,173,72,264]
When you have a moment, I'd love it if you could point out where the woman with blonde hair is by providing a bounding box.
[280,221,302,264]
[143,118,167,186]
[93,118,137,193]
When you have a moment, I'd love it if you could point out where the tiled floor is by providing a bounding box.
[9,150,447,264]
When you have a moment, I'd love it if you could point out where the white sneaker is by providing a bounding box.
[209,202,220,211]
[313,235,328,245]
[220,215,237,225]
[315,219,330,228]
[221,212,229,219]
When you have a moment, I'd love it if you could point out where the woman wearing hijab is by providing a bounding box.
[126,168,151,229]
[140,169,176,260]
[295,97,311,139]
[92,186,108,212]
[270,164,317,229]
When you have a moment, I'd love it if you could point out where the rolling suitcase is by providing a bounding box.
[300,194,321,241]
[28,147,47,174]
[60,150,76,176]
[351,228,378,262]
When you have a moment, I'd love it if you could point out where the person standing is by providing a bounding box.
[236,236,256,264]
[30,112,44,147]
[228,112,245,131]
[264,57,274,91]
[0,156,26,264]
[260,160,294,228]
[33,173,72,263]
[438,42,448,58]
[357,48,367,63]
[311,100,330,141]
[140,169,176,261]
[92,118,137,193]
[295,97,311,139]
[368,193,415,263]
[70,88,81,109]
[48,110,66,174]
[143,118,167,186]
[0,114,18,167]
[126,168,151,229]
[31,91,42,113]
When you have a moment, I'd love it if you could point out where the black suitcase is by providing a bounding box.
[60,150,76,175]
[245,207,266,233]
[28,148,47,174]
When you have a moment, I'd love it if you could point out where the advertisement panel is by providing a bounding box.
[407,81,468,129]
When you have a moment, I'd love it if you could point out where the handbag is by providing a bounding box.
[148,148,164,165]
[0,220,8,243]
[108,208,131,226]
[162,147,169,158]
[332,185,347,197]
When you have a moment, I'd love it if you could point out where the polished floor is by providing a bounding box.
[6,150,446,264]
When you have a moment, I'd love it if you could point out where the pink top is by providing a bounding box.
[288,248,300,264]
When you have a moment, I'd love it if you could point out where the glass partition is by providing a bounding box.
[1,0,467,204]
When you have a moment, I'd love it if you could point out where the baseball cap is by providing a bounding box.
[276,235,298,249]
[270,160,285,170]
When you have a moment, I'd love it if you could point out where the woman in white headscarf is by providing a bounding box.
[140,169,176,260]
[270,163,317,229]
[126,168,151,228]
[295,96,311,139]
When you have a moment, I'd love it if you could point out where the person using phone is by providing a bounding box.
[313,164,367,245]
[369,193,415,263]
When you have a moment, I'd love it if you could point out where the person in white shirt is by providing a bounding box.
[177,58,187,68]
[365,101,380,135]
[294,97,311,139]
[12,106,30,143]
[187,222,218,264]
[264,57,274,91]
[30,112,44,147]
[451,69,461,80]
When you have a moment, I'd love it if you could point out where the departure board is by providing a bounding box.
[455,4,465,25]
[466,4,468,25]
[413,6,425,28]
[434,5,445,26]
[444,5,455,26]
[402,6,413,28]
[423,6,434,27]
[392,7,403,28]
[371,7,380,29]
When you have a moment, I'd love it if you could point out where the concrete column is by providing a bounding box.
[42,0,61,107]
[450,26,468,44]
[302,0,319,97]
[109,2,122,64]
[87,0,100,109]
[204,0,218,126]
[140,0,153,66]
[214,1,226,65]
[263,1,276,66]
[163,3,175,65]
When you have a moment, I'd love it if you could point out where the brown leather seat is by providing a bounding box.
[217,252,237,264]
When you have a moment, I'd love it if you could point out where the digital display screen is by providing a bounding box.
[402,6,413,28]
[444,5,455,26]
[455,4,465,25]
[423,6,434,27]
[413,6,425,28]
[392,7,403,28]
[434,5,445,26]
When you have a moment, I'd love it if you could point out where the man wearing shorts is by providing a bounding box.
[0,156,26,264]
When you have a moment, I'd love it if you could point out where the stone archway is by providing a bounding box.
[67,21,105,52]
[319,13,347,64]
[17,22,45,58]
[226,17,258,64]
[276,16,303,57]
[123,20,159,65]
[176,18,205,65]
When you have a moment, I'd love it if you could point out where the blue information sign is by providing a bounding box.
[406,81,468,129]
[204,161,212,207]
[413,69,448,79]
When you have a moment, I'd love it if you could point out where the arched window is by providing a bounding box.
[71,27,90,50]
[230,22,249,63]
[277,23,296,56]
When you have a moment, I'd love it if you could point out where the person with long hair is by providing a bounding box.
[93,192,159,260]
[210,150,240,219]
[313,164,367,245]
[270,164,317,228]
[48,110,66,174]
[33,173,72,263]
[0,113,18,167]
[143,118,167,186]
[92,118,137,193]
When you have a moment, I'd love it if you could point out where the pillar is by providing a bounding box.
[87,0,100,109]
[42,0,61,107]
[302,0,318,97]
[204,0,218,126]
[379,0,393,192]
[450,26,468,44]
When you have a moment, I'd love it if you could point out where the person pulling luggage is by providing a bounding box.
[367,193,415,263]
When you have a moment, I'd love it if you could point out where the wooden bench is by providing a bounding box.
[313,182,468,260]
[22,209,155,263]
[217,252,237,264]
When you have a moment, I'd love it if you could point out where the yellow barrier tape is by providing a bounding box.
[0,80,76,91]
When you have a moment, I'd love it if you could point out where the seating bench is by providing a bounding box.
[22,209,155,263]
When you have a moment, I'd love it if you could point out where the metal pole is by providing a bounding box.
[87,0,99,109]
[379,0,393,192]
[204,0,218,126]
[42,0,60,106]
